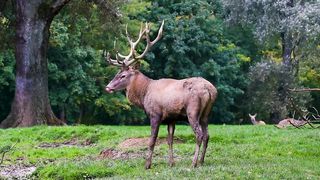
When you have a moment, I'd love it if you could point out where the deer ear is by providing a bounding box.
[130,62,141,70]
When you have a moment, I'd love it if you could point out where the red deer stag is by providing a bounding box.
[275,118,307,128]
[248,114,266,125]
[104,21,217,169]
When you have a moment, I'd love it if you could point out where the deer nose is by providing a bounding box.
[105,86,114,93]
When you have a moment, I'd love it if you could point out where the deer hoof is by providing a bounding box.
[199,160,204,166]
[145,162,151,169]
[169,161,175,167]
[191,162,198,168]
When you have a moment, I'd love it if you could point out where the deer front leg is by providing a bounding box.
[145,116,161,169]
[167,122,175,167]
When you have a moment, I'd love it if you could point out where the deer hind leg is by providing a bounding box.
[187,108,202,168]
[199,122,209,165]
[167,122,175,167]
[199,102,212,165]
[145,115,161,169]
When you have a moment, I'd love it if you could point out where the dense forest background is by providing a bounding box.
[0,0,319,126]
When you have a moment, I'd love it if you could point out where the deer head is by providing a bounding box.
[104,21,164,93]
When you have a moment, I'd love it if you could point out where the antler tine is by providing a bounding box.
[110,39,126,63]
[113,24,134,62]
[311,107,319,116]
[117,23,146,66]
[107,21,164,67]
[133,23,146,46]
[303,111,310,120]
[117,52,127,59]
[312,114,319,120]
[151,20,164,46]
[123,23,148,66]
[127,20,165,66]
[105,52,123,67]
[116,53,124,64]
[102,49,107,57]
[130,23,147,52]
[125,24,131,43]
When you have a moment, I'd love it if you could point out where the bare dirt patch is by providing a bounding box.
[38,138,93,148]
[99,149,143,159]
[118,137,184,149]
[100,137,184,160]
[0,164,36,179]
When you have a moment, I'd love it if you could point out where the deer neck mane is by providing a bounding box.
[126,70,152,108]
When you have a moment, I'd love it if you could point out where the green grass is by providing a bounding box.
[0,125,319,179]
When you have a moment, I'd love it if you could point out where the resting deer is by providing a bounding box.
[248,114,266,125]
[275,118,307,128]
[104,21,217,169]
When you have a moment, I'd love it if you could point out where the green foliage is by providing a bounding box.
[224,24,261,63]
[0,50,14,121]
[299,51,320,89]
[48,13,101,123]
[133,0,249,122]
[222,0,320,43]
[47,2,146,124]
[222,0,320,122]
[0,3,15,123]
[94,92,146,125]
[0,50,14,90]
[0,1,14,51]
[246,60,311,122]
[0,125,319,179]
[299,50,320,110]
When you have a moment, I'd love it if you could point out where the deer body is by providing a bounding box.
[104,21,217,169]
[106,68,217,168]
[249,114,266,125]
[126,72,216,118]
[276,118,307,128]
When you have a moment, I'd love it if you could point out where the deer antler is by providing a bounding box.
[105,20,164,67]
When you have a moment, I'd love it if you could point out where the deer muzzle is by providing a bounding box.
[105,86,114,93]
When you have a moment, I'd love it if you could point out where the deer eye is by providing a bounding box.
[120,74,126,79]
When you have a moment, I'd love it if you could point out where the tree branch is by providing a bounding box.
[289,88,320,92]
[288,120,302,128]
[50,0,71,17]
[288,98,316,128]
[93,0,122,18]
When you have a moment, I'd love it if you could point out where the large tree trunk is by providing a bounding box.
[0,0,69,128]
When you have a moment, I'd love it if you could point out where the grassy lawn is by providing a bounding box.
[0,125,319,179]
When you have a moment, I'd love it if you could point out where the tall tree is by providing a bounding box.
[0,0,71,128]
[0,0,121,128]
[222,0,320,121]
[222,0,320,71]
